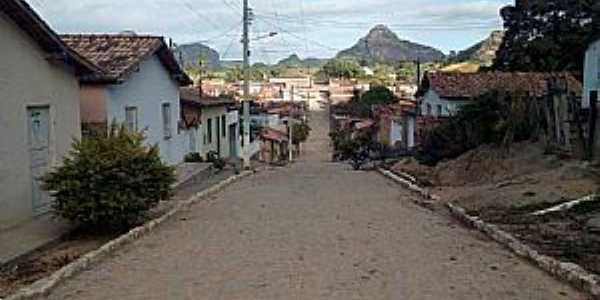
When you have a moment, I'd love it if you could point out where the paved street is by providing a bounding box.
[46,111,582,300]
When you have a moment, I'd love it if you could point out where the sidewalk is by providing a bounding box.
[0,162,213,267]
[0,215,70,266]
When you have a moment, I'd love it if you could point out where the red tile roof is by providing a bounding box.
[180,87,236,108]
[261,127,289,143]
[418,72,582,100]
[61,34,191,85]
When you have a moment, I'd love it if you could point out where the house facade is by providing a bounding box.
[584,39,600,109]
[373,103,417,150]
[416,71,582,146]
[0,0,97,229]
[62,34,192,165]
[180,87,239,160]
[584,39,600,158]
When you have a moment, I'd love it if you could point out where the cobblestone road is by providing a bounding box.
[45,111,584,300]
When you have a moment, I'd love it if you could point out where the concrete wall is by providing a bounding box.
[583,40,600,109]
[105,55,186,165]
[420,90,469,117]
[0,12,82,229]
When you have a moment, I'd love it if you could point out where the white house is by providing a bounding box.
[584,39,600,109]
[0,0,98,229]
[180,87,240,160]
[417,72,582,118]
[61,34,192,165]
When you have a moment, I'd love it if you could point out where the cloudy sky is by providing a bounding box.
[27,0,512,64]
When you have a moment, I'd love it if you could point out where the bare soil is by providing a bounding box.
[472,201,600,275]
[392,141,600,275]
[0,231,115,297]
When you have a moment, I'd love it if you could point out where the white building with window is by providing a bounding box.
[62,34,192,165]
[180,87,240,160]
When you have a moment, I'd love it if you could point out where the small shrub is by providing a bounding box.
[184,152,204,163]
[207,151,226,171]
[43,125,175,231]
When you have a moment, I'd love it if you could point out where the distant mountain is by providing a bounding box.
[336,25,445,64]
[451,31,505,66]
[175,42,221,70]
[276,54,328,69]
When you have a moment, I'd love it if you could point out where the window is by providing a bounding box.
[125,107,138,132]
[162,103,172,139]
[222,115,227,137]
[437,104,443,117]
[426,103,432,116]
[207,118,213,144]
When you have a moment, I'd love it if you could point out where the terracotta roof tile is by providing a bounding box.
[419,72,582,100]
[180,87,236,107]
[61,34,190,85]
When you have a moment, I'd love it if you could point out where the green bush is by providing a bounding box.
[43,125,175,231]
[206,151,226,171]
[184,152,204,163]
[417,91,539,166]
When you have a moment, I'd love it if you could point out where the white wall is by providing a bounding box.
[0,12,82,229]
[200,106,230,159]
[390,120,403,146]
[420,90,470,117]
[106,55,186,165]
[584,39,600,109]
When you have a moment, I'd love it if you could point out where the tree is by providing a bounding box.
[292,123,311,146]
[322,59,363,79]
[347,86,396,118]
[493,0,600,72]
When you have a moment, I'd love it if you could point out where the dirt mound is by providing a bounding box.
[432,142,558,186]
[393,142,560,187]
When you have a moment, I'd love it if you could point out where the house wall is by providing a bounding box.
[182,125,203,155]
[407,115,416,149]
[80,86,108,123]
[0,12,82,229]
[583,40,600,159]
[200,106,230,159]
[420,90,470,117]
[104,55,186,165]
[583,40,600,109]
[390,120,403,147]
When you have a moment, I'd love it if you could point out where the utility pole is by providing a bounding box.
[242,0,251,169]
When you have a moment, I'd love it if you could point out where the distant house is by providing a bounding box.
[61,34,192,165]
[259,127,289,163]
[0,0,98,229]
[417,72,582,118]
[372,101,417,150]
[180,87,239,160]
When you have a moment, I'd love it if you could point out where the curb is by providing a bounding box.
[376,168,440,204]
[6,169,258,300]
[377,167,600,299]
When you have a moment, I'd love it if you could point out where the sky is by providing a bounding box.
[26,0,513,64]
